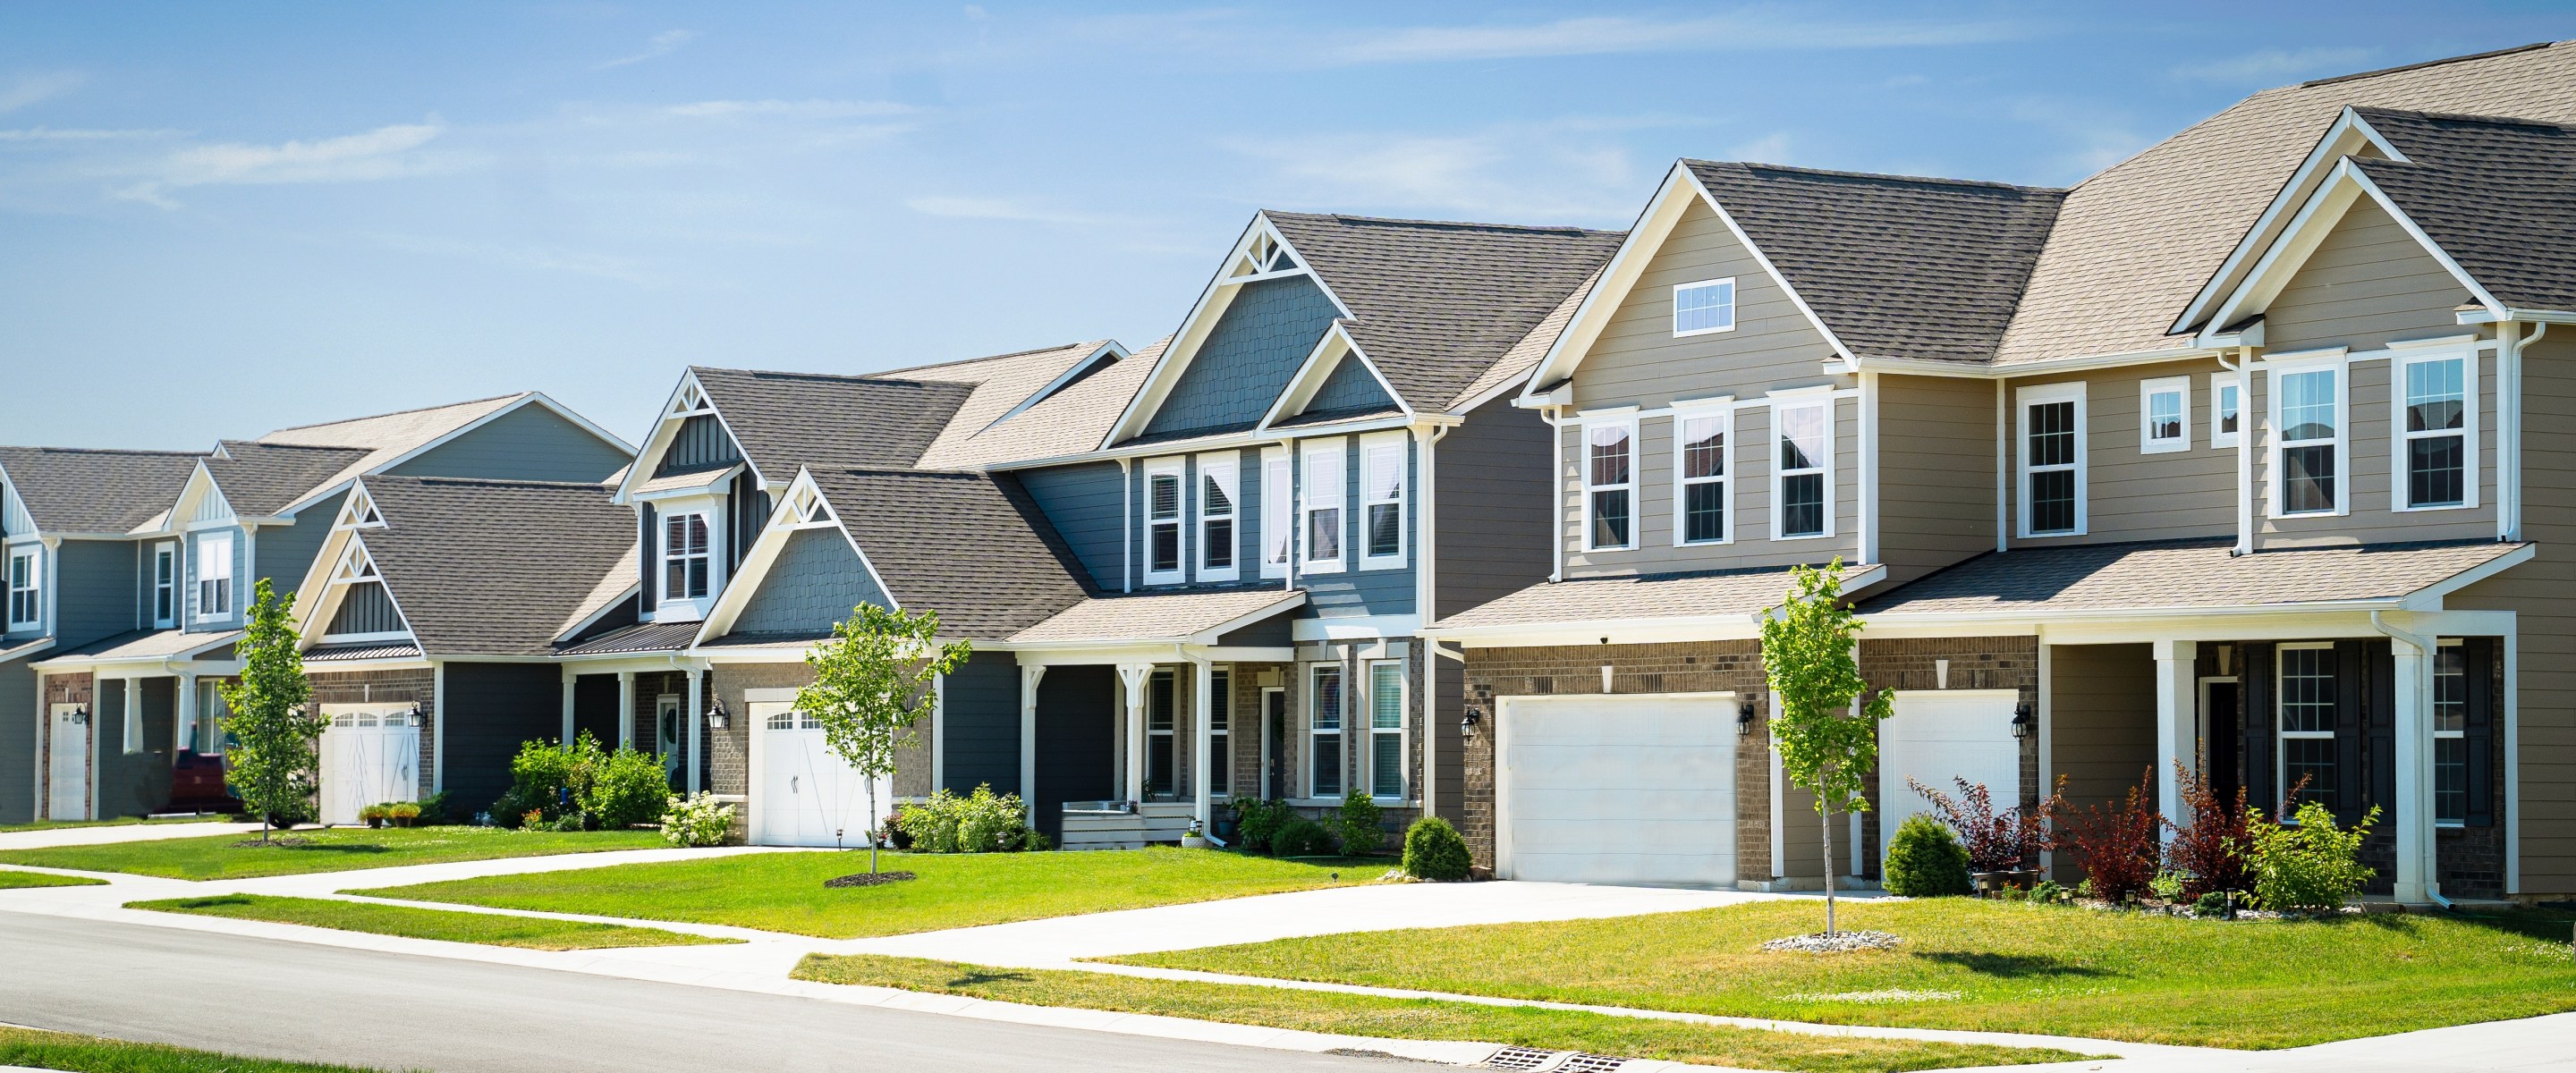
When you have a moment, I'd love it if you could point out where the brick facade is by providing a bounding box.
[1854,637,2041,877]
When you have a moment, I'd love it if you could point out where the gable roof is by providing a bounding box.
[957,336,1164,467]
[204,442,375,517]
[2343,107,2576,313]
[808,468,1093,640]
[256,393,529,492]
[0,446,206,535]
[356,475,634,656]
[900,341,1135,469]
[686,367,977,482]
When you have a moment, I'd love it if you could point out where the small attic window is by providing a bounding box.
[1674,278,1736,336]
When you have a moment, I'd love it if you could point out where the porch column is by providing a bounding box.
[2390,634,2436,904]
[560,668,577,746]
[2154,639,2196,837]
[1019,664,1045,831]
[615,672,635,749]
[684,669,703,794]
[1191,657,1213,832]
[1118,663,1153,804]
[176,672,197,758]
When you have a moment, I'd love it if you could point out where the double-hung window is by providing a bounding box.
[2140,376,2190,453]
[1360,434,1406,568]
[2210,374,2242,448]
[1582,418,1634,551]
[2272,359,2343,516]
[1309,663,1343,798]
[6,545,39,629]
[195,532,234,621]
[152,543,177,628]
[663,513,711,600]
[1208,669,1231,798]
[2435,640,2467,825]
[1260,447,1292,579]
[1197,452,1239,582]
[2277,643,2337,807]
[1675,406,1729,545]
[1774,398,1831,539]
[1144,458,1185,585]
[2396,351,2473,511]
[1368,661,1404,799]
[1301,439,1346,573]
[2017,383,2085,536]
[1673,277,1736,336]
[193,679,228,755]
[1146,670,1176,798]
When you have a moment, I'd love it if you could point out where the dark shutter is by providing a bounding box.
[640,502,657,610]
[2243,643,2276,814]
[2465,637,2496,827]
[2367,639,2394,823]
[2334,639,2367,819]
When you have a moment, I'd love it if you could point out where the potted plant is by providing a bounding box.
[1909,774,2063,894]
[358,803,389,829]
[388,801,421,828]
[1181,818,1208,849]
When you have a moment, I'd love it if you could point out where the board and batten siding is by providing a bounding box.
[1142,275,1342,439]
[1877,374,1998,584]
[388,402,633,484]
[1017,460,1126,592]
[1559,395,1861,577]
[941,649,1022,796]
[2003,359,2236,549]
[1568,199,1843,411]
[730,528,887,635]
[1433,394,1553,619]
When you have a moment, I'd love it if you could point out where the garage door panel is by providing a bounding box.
[1499,696,1737,888]
[1878,690,2021,872]
[1512,851,1733,886]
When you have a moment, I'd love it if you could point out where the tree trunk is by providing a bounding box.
[868,779,880,874]
[1820,805,1837,936]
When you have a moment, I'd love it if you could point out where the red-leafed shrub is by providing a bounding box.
[2060,768,2162,904]
[2159,760,2278,900]
[1908,774,2066,873]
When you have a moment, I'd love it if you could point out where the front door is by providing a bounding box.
[47,704,89,821]
[2205,680,2242,806]
[1263,687,1287,800]
[656,695,682,788]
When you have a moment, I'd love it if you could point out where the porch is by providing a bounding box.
[1060,800,1199,850]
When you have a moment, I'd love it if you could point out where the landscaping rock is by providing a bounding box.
[1761,929,1900,953]
[824,871,917,888]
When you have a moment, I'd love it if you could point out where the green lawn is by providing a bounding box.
[0,1026,398,1072]
[795,954,2089,1072]
[0,815,231,834]
[0,869,107,890]
[0,826,665,880]
[360,847,1380,938]
[1110,898,2576,1049]
[130,893,737,951]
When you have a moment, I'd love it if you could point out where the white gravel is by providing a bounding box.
[1760,929,1901,953]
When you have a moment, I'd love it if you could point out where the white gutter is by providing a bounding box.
[1546,405,1566,582]
[2499,323,2546,542]
[1119,457,1132,595]
[2221,348,2252,555]
[987,411,1458,473]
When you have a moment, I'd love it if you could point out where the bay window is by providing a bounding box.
[2396,352,2472,511]
[2272,361,2343,516]
[1360,434,1405,568]
[1774,398,1831,539]
[1301,439,1346,573]
[2017,383,2084,536]
[1198,452,1239,581]
[1583,418,1633,551]
[1675,407,1729,545]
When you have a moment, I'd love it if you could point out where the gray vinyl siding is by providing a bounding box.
[94,677,178,819]
[1304,353,1396,415]
[1143,275,1340,439]
[1299,435,1416,620]
[1570,199,1843,411]
[182,526,249,633]
[1129,450,1262,589]
[1433,394,1552,618]
[437,661,564,816]
[1215,607,1295,647]
[325,581,407,637]
[2264,199,2479,356]
[941,650,1021,795]
[1877,375,1998,584]
[0,659,33,824]
[730,528,887,635]
[388,402,632,483]
[2004,359,2236,550]
[253,492,343,596]
[2047,643,2156,882]
[1018,460,1125,591]
[55,538,139,648]
[1561,395,1861,577]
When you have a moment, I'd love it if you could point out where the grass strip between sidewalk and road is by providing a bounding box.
[0,870,107,889]
[128,894,739,951]
[792,953,2092,1073]
[0,826,666,879]
[0,1025,402,1072]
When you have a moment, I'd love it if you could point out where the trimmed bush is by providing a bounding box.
[894,785,1035,853]
[2246,800,2377,912]
[587,747,671,829]
[660,791,733,847]
[1401,816,1471,880]
[1269,815,1335,857]
[1232,798,1293,853]
[1332,790,1385,855]
[1882,814,1973,897]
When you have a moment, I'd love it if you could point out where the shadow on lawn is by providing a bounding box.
[1912,951,2114,979]
[945,967,1035,988]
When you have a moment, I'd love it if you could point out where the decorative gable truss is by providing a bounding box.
[335,483,386,530]
[170,463,241,531]
[696,467,896,642]
[1103,213,1357,447]
[615,370,758,504]
[297,536,416,646]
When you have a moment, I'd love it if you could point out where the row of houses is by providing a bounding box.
[7,42,2573,903]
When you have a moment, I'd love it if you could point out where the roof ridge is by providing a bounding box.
[216,440,372,454]
[691,365,982,388]
[1688,158,2065,194]
[2351,105,2576,133]
[264,392,529,434]
[1267,208,1622,237]
[864,340,1107,378]
[2296,40,2563,89]
[367,474,614,491]
[0,444,206,458]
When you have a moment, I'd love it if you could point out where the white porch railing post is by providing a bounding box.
[1118,663,1153,804]
[1019,664,1046,831]
[684,669,703,794]
[2391,637,2435,905]
[560,668,578,747]
[2153,639,2197,839]
[1191,657,1213,833]
[615,672,635,749]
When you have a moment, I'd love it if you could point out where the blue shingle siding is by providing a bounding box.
[56,538,139,647]
[941,650,1021,795]
[0,660,34,824]
[389,403,631,483]
[255,491,343,596]
[1018,460,1124,591]
[1142,275,1340,438]
[326,581,407,636]
[182,527,248,633]
[1303,353,1396,417]
[730,528,886,635]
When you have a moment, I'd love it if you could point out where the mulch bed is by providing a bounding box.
[825,871,918,888]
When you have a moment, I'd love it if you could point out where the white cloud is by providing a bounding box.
[1324,10,2029,64]
[0,72,82,114]
[665,99,912,120]
[2169,46,2377,85]
[1728,133,1795,165]
[113,122,454,208]
[903,194,1098,224]
[595,29,698,71]
[0,126,179,141]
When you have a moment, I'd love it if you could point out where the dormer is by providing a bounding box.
[620,372,756,624]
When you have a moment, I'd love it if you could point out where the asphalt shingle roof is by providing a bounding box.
[359,475,635,657]
[205,442,374,517]
[809,468,1094,641]
[0,446,206,535]
[1011,588,1303,644]
[1432,565,1846,631]
[257,393,535,494]
[47,628,240,662]
[2346,107,2576,313]
[1857,538,2526,616]
[687,367,976,483]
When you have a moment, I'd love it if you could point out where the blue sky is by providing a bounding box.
[2,2,2564,449]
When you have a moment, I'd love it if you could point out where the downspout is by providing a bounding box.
[1993,380,2007,553]
[1418,423,1448,624]
[2369,611,2449,909]
[2220,349,2252,556]
[1283,439,1299,592]
[1119,457,1133,595]
[2500,323,2544,543]
[1546,406,1566,581]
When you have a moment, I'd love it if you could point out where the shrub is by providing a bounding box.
[2060,768,2162,904]
[2245,800,2377,912]
[2029,879,2065,904]
[1269,815,1335,857]
[2150,870,2188,902]
[894,785,1034,853]
[1402,816,1472,881]
[387,802,420,824]
[1232,798,1293,853]
[1909,774,2063,873]
[660,791,733,847]
[1332,790,1385,855]
[2162,760,2267,900]
[2193,890,2235,919]
[413,791,452,825]
[493,737,580,825]
[1882,814,1973,897]
[358,803,389,826]
[585,747,672,829]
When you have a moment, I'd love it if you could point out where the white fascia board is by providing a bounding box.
[2397,544,2535,612]
[1103,214,1359,448]
[1680,170,1863,372]
[1451,361,1544,416]
[1258,325,1412,430]
[695,468,894,642]
[2174,106,2408,334]
[1520,163,1700,401]
[289,527,360,645]
[554,581,642,644]
[1186,591,1309,644]
[2459,308,2576,325]
[2204,163,2506,341]
[2345,168,2509,317]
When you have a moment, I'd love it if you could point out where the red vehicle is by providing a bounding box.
[165,750,239,813]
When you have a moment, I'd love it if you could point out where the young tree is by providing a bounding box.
[1759,559,1894,936]
[220,579,320,845]
[796,604,971,873]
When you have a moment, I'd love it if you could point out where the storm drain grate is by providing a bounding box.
[1484,1046,1559,1069]
[1558,1055,1628,1072]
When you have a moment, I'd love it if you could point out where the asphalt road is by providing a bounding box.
[0,912,1409,1072]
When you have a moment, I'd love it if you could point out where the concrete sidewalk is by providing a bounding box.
[0,820,260,850]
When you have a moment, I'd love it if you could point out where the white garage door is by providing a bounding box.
[48,704,89,822]
[750,701,889,848]
[1878,689,2021,870]
[1497,694,1736,887]
[319,705,419,826]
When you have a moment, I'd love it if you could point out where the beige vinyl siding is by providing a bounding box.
[2263,199,2478,356]
[1569,199,1843,410]
[1560,395,1860,578]
[1877,374,1998,584]
[2005,359,2235,549]
[2046,643,2156,883]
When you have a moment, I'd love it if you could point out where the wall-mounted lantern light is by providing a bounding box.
[68,705,89,726]
[1737,697,1760,735]
[706,698,730,731]
[2011,702,2036,739]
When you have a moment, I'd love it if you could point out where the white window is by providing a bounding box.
[1309,663,1343,798]
[123,684,142,756]
[2434,639,2466,825]
[1360,433,1406,569]
[1368,661,1405,800]
[5,545,38,629]
[1260,447,1292,579]
[1673,278,1736,336]
[2277,643,2337,807]
[1674,406,1730,545]
[2140,376,2190,454]
[1581,418,1635,551]
[2395,351,2475,511]
[1772,398,1832,539]
[2270,359,2344,517]
[1197,452,1240,582]
[2211,374,2242,448]
[195,531,233,621]
[194,679,229,755]
[1147,669,1176,798]
[152,542,177,628]
[1143,458,1186,585]
[1301,439,1346,573]
[2016,383,2086,537]
[662,513,711,599]
[1208,669,1231,798]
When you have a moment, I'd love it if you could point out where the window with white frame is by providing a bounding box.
[1583,419,1634,550]
[1774,399,1830,538]
[2272,361,2343,516]
[1261,448,1292,578]
[195,531,233,621]
[2278,643,2336,807]
[1144,458,1185,584]
[1147,670,1176,798]
[2397,352,2473,511]
[663,513,711,599]
[1673,278,1736,336]
[2140,376,2190,453]
[1198,452,1239,581]
[1360,434,1405,568]
[1301,439,1346,572]
[123,686,142,755]
[1368,661,1404,799]
[2211,375,2242,448]
[194,679,229,755]
[2435,639,2466,825]
[1208,669,1231,798]
[2017,384,2085,536]
[1309,663,1343,798]
[6,545,39,629]
[152,543,176,628]
[1675,407,1729,545]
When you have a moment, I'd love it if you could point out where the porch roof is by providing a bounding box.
[1857,537,2529,618]
[1008,587,1304,646]
[557,620,700,656]
[1429,563,1885,636]
[38,628,240,665]
[303,641,423,662]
